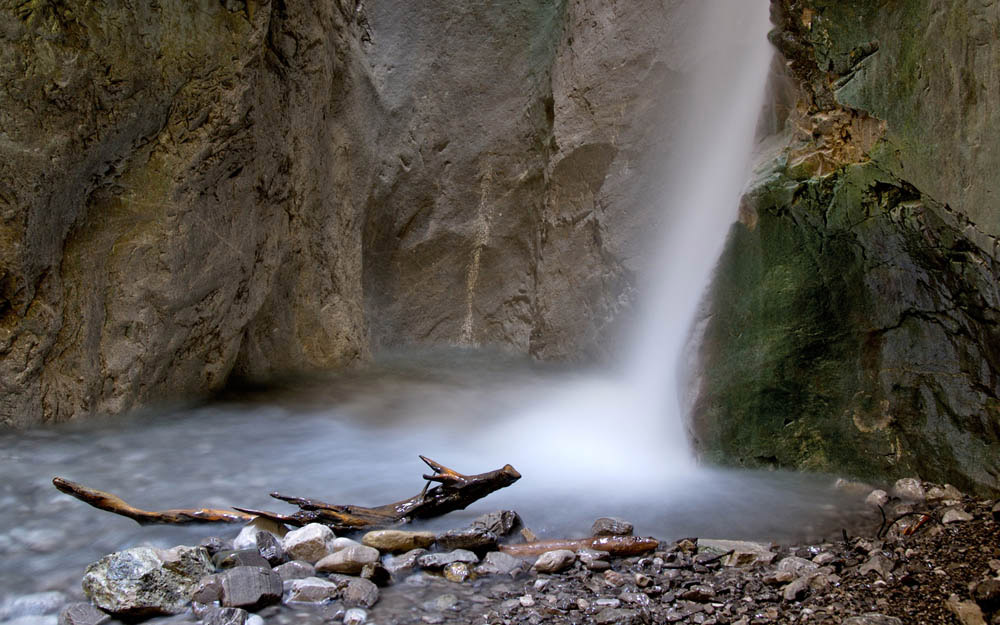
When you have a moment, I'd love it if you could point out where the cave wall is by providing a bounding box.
[693,0,1000,493]
[1,0,693,427]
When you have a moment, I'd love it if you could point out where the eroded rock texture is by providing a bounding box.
[694,0,1000,493]
[1,0,696,427]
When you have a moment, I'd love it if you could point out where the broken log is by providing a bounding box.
[499,535,659,557]
[53,456,521,532]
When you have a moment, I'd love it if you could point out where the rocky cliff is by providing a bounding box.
[1,0,696,427]
[693,0,1000,494]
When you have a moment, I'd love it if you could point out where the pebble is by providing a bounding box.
[191,575,223,604]
[859,554,894,579]
[892,477,926,501]
[777,556,819,576]
[680,585,715,602]
[273,560,315,582]
[329,537,362,552]
[926,484,963,502]
[698,539,775,567]
[474,551,525,576]
[518,595,534,607]
[315,545,380,575]
[245,615,264,625]
[435,527,498,552]
[946,593,987,625]
[444,562,471,582]
[470,510,522,536]
[255,531,285,566]
[285,577,342,603]
[532,550,575,573]
[200,606,248,625]
[591,517,634,536]
[942,507,974,523]
[384,548,428,575]
[213,549,270,570]
[280,524,334,563]
[362,530,436,553]
[578,547,610,571]
[57,603,109,625]
[782,577,809,601]
[342,577,379,608]
[865,489,889,507]
[218,566,283,609]
[417,549,479,569]
[343,607,367,625]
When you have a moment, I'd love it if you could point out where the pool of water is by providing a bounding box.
[0,349,876,603]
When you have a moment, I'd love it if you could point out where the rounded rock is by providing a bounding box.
[281,524,335,564]
[531,549,575,573]
[361,530,435,553]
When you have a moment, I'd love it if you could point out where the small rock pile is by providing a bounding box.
[16,478,998,625]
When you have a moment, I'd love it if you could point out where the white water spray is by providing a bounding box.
[471,0,774,490]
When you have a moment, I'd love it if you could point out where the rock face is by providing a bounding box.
[693,0,1000,494]
[1,0,705,427]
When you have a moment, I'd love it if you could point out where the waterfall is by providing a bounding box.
[472,0,774,490]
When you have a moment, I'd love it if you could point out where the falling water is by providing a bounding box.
[471,0,774,487]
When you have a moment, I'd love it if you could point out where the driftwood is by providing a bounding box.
[499,535,659,557]
[53,456,521,532]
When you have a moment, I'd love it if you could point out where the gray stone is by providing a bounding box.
[343,607,367,625]
[57,603,109,625]
[328,537,362,553]
[435,527,498,553]
[531,550,575,573]
[679,585,715,602]
[782,578,810,602]
[273,560,315,582]
[595,608,638,625]
[281,524,335,564]
[474,552,526,577]
[285,577,343,603]
[470,511,522,537]
[942,507,974,524]
[2,592,67,619]
[591,517,633,537]
[776,556,819,577]
[82,546,213,617]
[361,530,435,554]
[443,562,471,583]
[200,606,248,625]
[384,549,428,575]
[416,550,479,569]
[212,550,270,570]
[255,531,285,566]
[218,566,282,609]
[892,478,926,501]
[859,554,894,579]
[926,484,963,502]
[342,578,379,608]
[865,490,889,507]
[191,575,223,604]
[699,539,775,567]
[577,548,610,571]
[315,545,380,575]
[946,594,987,625]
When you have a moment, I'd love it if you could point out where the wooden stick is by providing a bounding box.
[53,456,521,531]
[499,535,659,557]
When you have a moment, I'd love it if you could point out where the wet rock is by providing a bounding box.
[892,478,926,501]
[191,575,223,604]
[842,615,903,625]
[212,550,270,570]
[255,531,284,566]
[343,607,367,625]
[865,490,889,507]
[361,530,435,554]
[859,554,894,579]
[812,552,836,566]
[57,603,109,625]
[591,517,634,537]
[680,585,715,602]
[926,484,963,502]
[946,594,987,625]
[328,537,362,552]
[82,546,213,617]
[199,537,229,555]
[443,562,471,583]
[763,570,796,586]
[233,518,287,551]
[699,539,775,567]
[634,573,652,588]
[776,556,819,577]
[518,594,534,607]
[532,550,575,573]
[475,551,526,577]
[2,592,67,619]
[200,606,249,625]
[578,548,611,571]
[603,570,627,587]
[273,560,315,582]
[315,545,380,575]
[973,578,1000,613]
[942,507,974,523]
[286,577,342,603]
[417,550,479,569]
[782,577,810,602]
[470,511,522,536]
[384,549,429,575]
[218,566,282,610]
[435,527,498,553]
[342,577,379,608]
[281,524,335,564]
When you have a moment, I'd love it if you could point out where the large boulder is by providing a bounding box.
[81,546,212,618]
